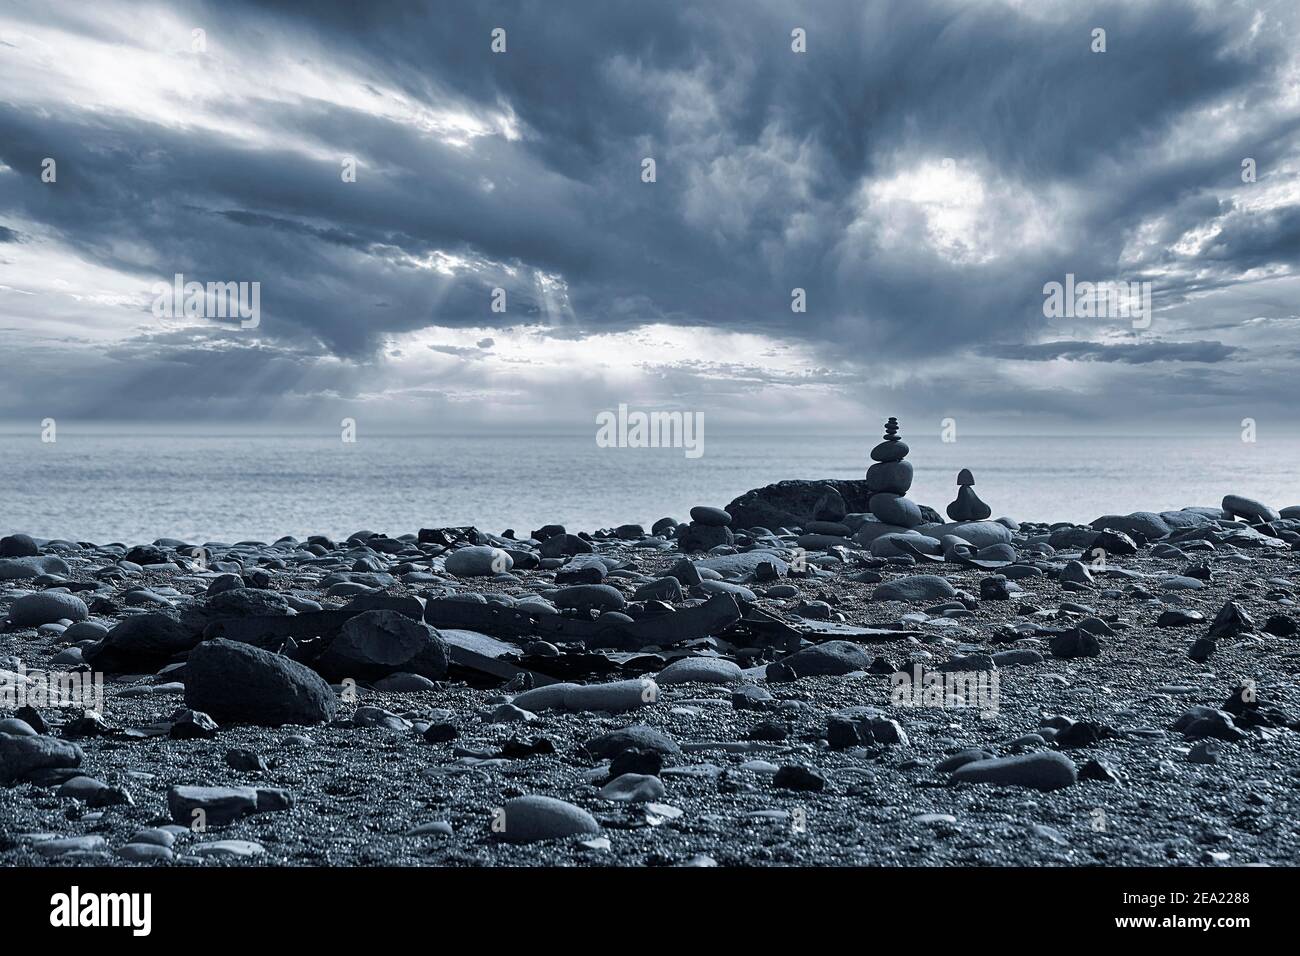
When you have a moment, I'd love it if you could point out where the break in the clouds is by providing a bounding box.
[1,0,1299,431]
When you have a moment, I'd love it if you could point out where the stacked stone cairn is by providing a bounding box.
[866,418,923,528]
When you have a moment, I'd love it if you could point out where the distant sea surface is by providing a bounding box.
[1,429,1296,544]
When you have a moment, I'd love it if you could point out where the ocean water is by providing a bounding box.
[0,428,1296,544]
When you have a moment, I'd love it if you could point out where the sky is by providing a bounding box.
[1,0,1299,436]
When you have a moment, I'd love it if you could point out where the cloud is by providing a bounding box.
[0,0,1298,428]
[983,339,1241,364]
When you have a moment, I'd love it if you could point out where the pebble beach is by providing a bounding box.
[4,422,1300,867]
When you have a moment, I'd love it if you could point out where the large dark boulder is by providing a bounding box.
[185,638,337,726]
[727,479,939,530]
[83,612,203,671]
[313,609,449,682]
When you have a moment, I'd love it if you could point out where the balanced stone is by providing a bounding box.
[946,469,992,521]
[869,493,922,528]
[689,506,732,527]
[866,460,913,495]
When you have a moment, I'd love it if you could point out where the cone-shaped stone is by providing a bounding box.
[957,468,975,486]
[946,483,992,522]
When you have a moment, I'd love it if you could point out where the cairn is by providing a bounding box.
[866,417,923,527]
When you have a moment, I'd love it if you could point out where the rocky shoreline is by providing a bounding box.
[4,471,1300,867]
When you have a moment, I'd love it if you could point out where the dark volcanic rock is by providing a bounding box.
[773,640,873,677]
[82,611,202,671]
[185,638,337,726]
[313,610,449,682]
[726,479,876,531]
[0,533,40,557]
[948,751,1077,791]
[0,733,83,784]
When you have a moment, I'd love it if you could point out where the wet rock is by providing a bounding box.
[82,612,200,671]
[1050,628,1102,659]
[0,533,40,557]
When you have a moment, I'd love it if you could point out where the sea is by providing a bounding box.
[1,427,1296,545]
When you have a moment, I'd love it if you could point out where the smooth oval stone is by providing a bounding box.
[0,533,40,557]
[689,506,732,527]
[513,678,657,713]
[62,621,109,642]
[118,843,174,863]
[870,440,909,462]
[656,657,744,686]
[444,546,512,577]
[495,795,601,843]
[872,575,957,602]
[776,640,872,677]
[0,556,71,580]
[695,580,756,602]
[866,460,914,495]
[599,773,667,803]
[1222,494,1279,523]
[871,533,940,558]
[8,591,89,626]
[869,493,923,528]
[948,751,1077,791]
[551,584,626,612]
[0,718,37,736]
[191,840,266,859]
[932,521,1013,549]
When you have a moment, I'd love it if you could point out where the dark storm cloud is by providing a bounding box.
[983,339,1240,364]
[0,0,1298,424]
[0,225,23,243]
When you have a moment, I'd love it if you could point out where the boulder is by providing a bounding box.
[185,639,337,726]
